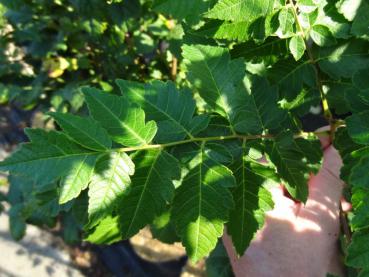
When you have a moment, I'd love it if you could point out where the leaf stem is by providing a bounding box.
[115,130,328,153]
[289,1,334,137]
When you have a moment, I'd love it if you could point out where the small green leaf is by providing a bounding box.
[206,240,234,277]
[277,7,295,37]
[82,87,157,147]
[172,143,236,262]
[232,75,289,134]
[49,112,112,151]
[346,111,369,145]
[289,35,306,61]
[266,132,319,202]
[310,24,337,46]
[205,0,274,22]
[116,80,209,143]
[118,149,180,239]
[85,216,122,244]
[346,231,369,268]
[350,156,369,189]
[0,129,96,186]
[353,68,369,91]
[227,147,274,255]
[9,204,27,241]
[88,152,134,227]
[182,44,243,131]
[59,155,99,204]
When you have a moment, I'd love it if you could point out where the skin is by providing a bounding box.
[223,131,349,277]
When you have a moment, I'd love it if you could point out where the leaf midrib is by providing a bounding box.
[124,150,161,237]
[134,92,194,139]
[92,94,147,145]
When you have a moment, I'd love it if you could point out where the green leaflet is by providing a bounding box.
[59,155,98,204]
[277,7,295,37]
[85,216,122,244]
[346,231,369,269]
[231,38,289,61]
[318,40,369,79]
[9,204,27,241]
[172,143,236,262]
[182,44,251,133]
[289,35,306,61]
[346,111,369,145]
[310,24,336,46]
[182,45,237,121]
[152,0,216,24]
[0,129,97,186]
[82,87,157,147]
[206,240,234,277]
[232,75,288,134]
[227,145,275,255]
[118,149,180,239]
[116,80,209,143]
[353,68,369,91]
[151,210,180,244]
[351,156,369,189]
[266,132,321,202]
[205,0,274,22]
[87,152,135,227]
[268,58,316,101]
[197,20,251,42]
[49,112,112,151]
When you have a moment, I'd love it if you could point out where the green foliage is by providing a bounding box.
[1,0,369,273]
[0,0,178,110]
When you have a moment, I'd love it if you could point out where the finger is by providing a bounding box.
[315,126,331,149]
[341,198,352,212]
[269,185,296,209]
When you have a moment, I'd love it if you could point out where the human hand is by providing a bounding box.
[223,130,349,277]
